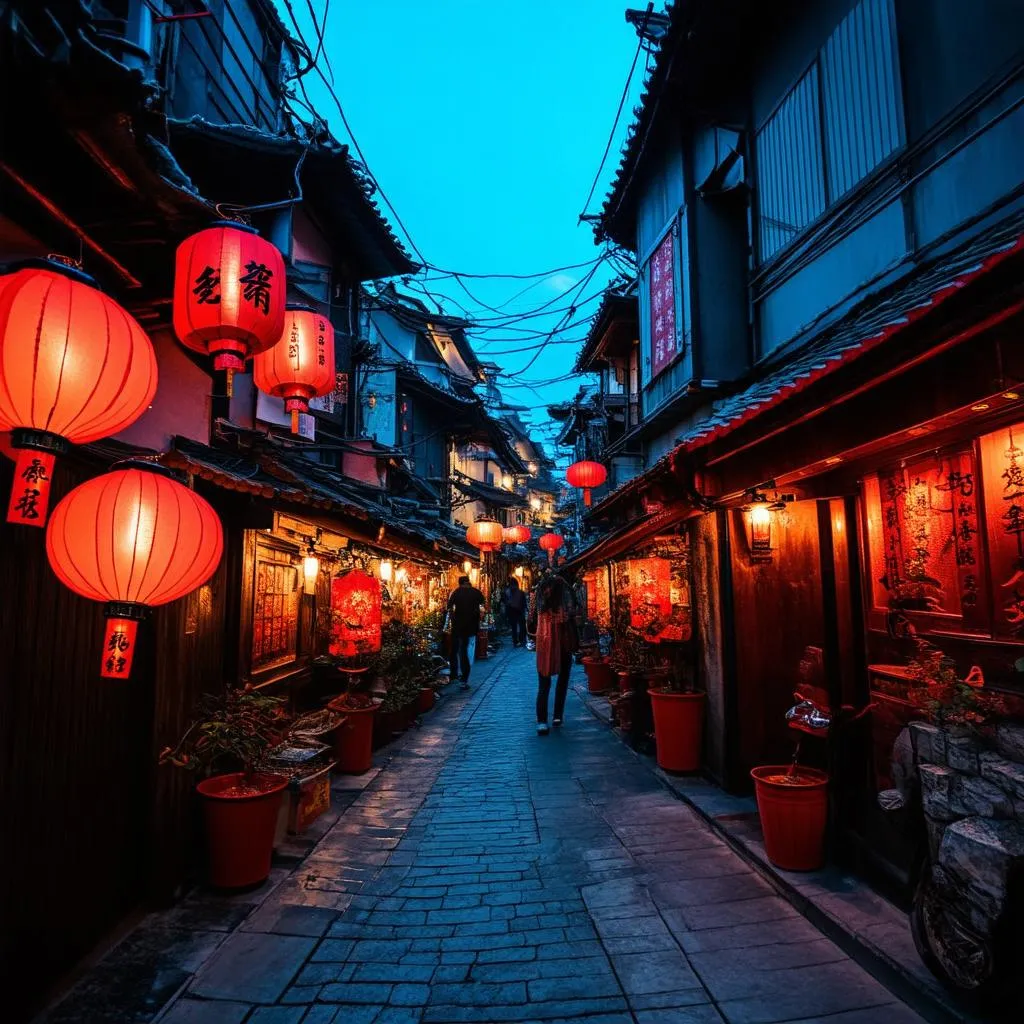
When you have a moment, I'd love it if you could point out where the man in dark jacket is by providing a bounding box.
[447,575,485,689]
[506,577,527,647]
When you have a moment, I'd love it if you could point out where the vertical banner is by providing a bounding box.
[649,229,677,379]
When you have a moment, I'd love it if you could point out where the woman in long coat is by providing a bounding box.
[528,571,578,735]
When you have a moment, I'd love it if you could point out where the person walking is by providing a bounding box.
[446,574,484,690]
[527,570,578,734]
[506,577,527,647]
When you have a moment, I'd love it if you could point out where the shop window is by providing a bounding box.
[584,566,611,627]
[252,541,300,672]
[864,448,981,630]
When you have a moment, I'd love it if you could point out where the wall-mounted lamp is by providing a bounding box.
[303,547,320,594]
[462,559,473,575]
[750,504,773,561]
[514,566,524,578]
[530,496,542,511]
[379,559,393,582]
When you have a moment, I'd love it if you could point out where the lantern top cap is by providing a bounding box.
[208,219,259,234]
[2,257,98,289]
[108,459,182,482]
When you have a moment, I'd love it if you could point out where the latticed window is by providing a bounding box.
[252,542,300,672]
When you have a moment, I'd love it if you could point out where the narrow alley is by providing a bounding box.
[50,647,924,1024]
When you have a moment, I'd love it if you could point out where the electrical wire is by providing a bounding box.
[578,2,652,221]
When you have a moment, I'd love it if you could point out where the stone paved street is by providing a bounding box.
[100,647,925,1023]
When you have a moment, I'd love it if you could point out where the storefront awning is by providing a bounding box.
[565,504,693,571]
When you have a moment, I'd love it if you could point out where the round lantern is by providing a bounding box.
[0,261,158,528]
[330,569,382,658]
[466,516,504,562]
[253,304,335,434]
[503,524,531,546]
[45,463,223,678]
[566,460,607,507]
[539,532,565,565]
[173,222,286,390]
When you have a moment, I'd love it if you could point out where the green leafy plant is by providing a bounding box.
[906,638,1008,734]
[159,686,289,777]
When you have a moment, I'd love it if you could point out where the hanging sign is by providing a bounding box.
[649,230,677,379]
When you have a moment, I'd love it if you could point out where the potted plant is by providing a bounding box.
[159,687,290,889]
[648,649,705,774]
[326,655,381,774]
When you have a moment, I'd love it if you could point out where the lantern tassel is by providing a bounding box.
[291,409,300,434]
[6,448,56,527]
[584,488,592,507]
[225,367,234,399]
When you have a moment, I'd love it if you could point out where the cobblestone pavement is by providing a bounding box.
[143,647,922,1023]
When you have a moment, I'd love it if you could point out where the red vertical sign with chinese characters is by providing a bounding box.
[649,230,676,380]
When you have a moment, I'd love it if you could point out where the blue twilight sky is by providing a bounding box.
[279,0,651,449]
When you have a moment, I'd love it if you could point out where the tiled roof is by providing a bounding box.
[587,213,1024,519]
[574,289,639,373]
[673,218,1024,455]
[452,476,529,509]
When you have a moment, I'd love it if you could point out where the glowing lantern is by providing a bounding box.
[750,504,773,560]
[253,304,335,434]
[462,559,472,575]
[0,262,158,527]
[466,516,503,562]
[379,559,393,582]
[566,460,607,507]
[45,463,223,678]
[539,532,564,564]
[173,222,286,392]
[330,569,382,657]
[503,524,531,545]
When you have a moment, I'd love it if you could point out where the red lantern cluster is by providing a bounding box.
[45,463,224,678]
[330,570,383,658]
[466,517,504,561]
[502,524,531,545]
[538,532,564,564]
[566,460,607,507]
[0,263,158,527]
[173,222,285,387]
[253,304,335,434]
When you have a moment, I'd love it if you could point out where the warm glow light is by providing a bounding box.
[514,566,524,578]
[1003,392,1021,401]
[750,505,771,526]
[749,504,772,560]
[825,456,842,465]
[462,559,472,574]
[395,566,408,583]
[303,555,319,594]
[379,559,393,582]
[530,497,542,511]
[528,462,538,475]
[501,474,513,489]
[566,460,607,506]
[469,568,480,586]
[972,403,991,412]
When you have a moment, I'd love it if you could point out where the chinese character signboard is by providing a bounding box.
[649,230,677,380]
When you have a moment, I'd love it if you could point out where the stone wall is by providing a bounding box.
[894,721,1024,936]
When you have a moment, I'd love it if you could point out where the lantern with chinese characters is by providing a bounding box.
[466,516,503,563]
[0,262,158,527]
[330,570,382,657]
[253,304,335,434]
[566,460,607,507]
[173,222,285,392]
[539,532,564,564]
[503,524,531,545]
[45,463,223,678]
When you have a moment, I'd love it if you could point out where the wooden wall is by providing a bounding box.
[0,456,234,1021]
[729,501,825,777]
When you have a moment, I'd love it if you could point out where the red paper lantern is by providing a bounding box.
[45,463,223,678]
[330,570,382,658]
[0,262,157,527]
[466,517,504,561]
[502,524,531,545]
[173,222,286,387]
[539,532,565,564]
[253,304,335,433]
[566,460,607,506]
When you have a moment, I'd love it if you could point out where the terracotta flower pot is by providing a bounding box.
[751,765,829,871]
[583,657,615,693]
[649,689,705,773]
[329,699,380,774]
[196,772,288,889]
[418,686,436,713]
